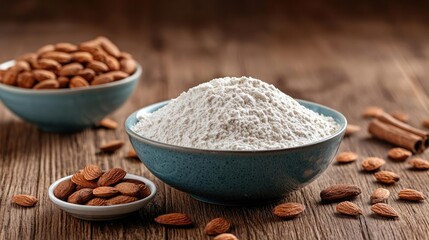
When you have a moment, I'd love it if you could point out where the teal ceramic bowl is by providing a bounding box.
[125,100,347,206]
[0,60,141,132]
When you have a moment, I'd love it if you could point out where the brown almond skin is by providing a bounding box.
[98,118,118,129]
[108,71,129,80]
[119,52,133,60]
[91,73,115,85]
[273,202,305,218]
[423,119,429,129]
[83,164,102,180]
[105,55,120,71]
[126,149,138,158]
[98,36,121,58]
[77,68,96,82]
[12,194,38,207]
[71,172,98,188]
[387,148,412,161]
[37,58,61,71]
[120,59,137,74]
[336,152,358,163]
[59,63,84,76]
[3,70,18,85]
[371,203,399,218]
[122,179,150,198]
[93,186,119,198]
[398,189,426,201]
[374,171,400,184]
[370,188,390,204]
[362,157,386,172]
[14,61,31,72]
[67,188,94,204]
[97,168,127,186]
[17,71,35,88]
[106,195,138,205]
[32,69,56,82]
[37,44,55,55]
[99,140,124,152]
[54,179,76,200]
[33,79,60,90]
[115,182,140,197]
[55,42,78,52]
[345,124,361,137]
[69,76,89,88]
[57,76,69,88]
[336,201,363,216]
[87,60,109,73]
[214,233,238,240]
[154,213,193,226]
[41,51,72,63]
[71,51,93,63]
[204,217,231,236]
[409,158,429,170]
[85,198,108,206]
[320,184,361,202]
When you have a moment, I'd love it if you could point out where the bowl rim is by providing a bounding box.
[125,99,347,154]
[0,60,142,95]
[48,173,157,211]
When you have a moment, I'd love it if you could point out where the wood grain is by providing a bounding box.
[1,1,429,239]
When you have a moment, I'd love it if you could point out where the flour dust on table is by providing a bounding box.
[133,77,339,150]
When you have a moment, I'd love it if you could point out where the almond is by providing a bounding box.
[71,51,93,63]
[41,51,72,63]
[59,62,84,76]
[14,61,31,72]
[362,106,384,118]
[106,195,138,205]
[54,179,76,200]
[336,201,362,216]
[32,69,56,81]
[127,148,138,158]
[93,186,119,198]
[120,59,137,74]
[423,119,429,129]
[204,217,231,235]
[273,202,305,218]
[77,68,96,82]
[374,171,400,184]
[69,76,89,88]
[336,151,358,163]
[87,60,109,73]
[55,42,78,52]
[409,158,429,170]
[119,52,133,60]
[12,194,38,207]
[17,71,35,88]
[320,184,361,202]
[98,36,121,58]
[97,168,127,186]
[105,55,120,71]
[345,124,361,137]
[91,73,114,85]
[398,189,425,201]
[387,148,411,161]
[99,140,124,152]
[114,182,140,196]
[391,111,409,123]
[108,71,129,80]
[371,203,398,218]
[122,179,150,198]
[370,188,390,204]
[57,76,69,88]
[16,52,38,63]
[362,157,385,171]
[154,213,193,226]
[33,79,60,90]
[214,233,239,240]
[98,118,118,129]
[67,188,93,204]
[71,171,98,188]
[85,197,108,206]
[37,58,61,71]
[83,164,102,180]
[3,70,18,85]
[37,44,55,55]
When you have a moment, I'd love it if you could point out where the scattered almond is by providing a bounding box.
[370,188,390,204]
[336,151,358,163]
[53,179,76,200]
[12,194,38,207]
[98,118,118,129]
[97,167,127,186]
[391,111,409,123]
[55,42,78,52]
[336,201,362,216]
[345,124,361,137]
[99,140,124,152]
[371,203,399,218]
[362,106,384,118]
[93,186,119,198]
[115,182,140,196]
[374,171,400,184]
[272,202,305,218]
[83,164,103,180]
[387,148,412,161]
[67,188,93,204]
[398,189,425,201]
[362,157,386,171]
[204,217,231,236]
[154,213,193,226]
[320,184,361,202]
[126,148,138,159]
[409,158,429,170]
[214,233,239,240]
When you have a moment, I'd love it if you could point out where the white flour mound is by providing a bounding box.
[133,77,339,150]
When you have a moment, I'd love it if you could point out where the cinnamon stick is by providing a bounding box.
[368,119,423,153]
[377,112,429,149]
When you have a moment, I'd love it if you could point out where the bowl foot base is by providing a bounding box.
[190,194,283,206]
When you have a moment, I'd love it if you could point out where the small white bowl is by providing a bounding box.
[48,173,157,221]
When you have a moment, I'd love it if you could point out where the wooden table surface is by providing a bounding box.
[1,1,429,239]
